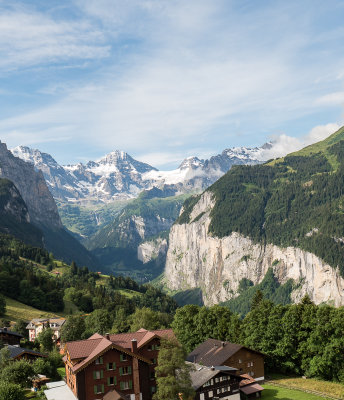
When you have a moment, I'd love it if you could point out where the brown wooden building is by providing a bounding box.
[189,362,243,400]
[7,344,47,362]
[187,339,264,383]
[0,327,23,345]
[64,328,174,400]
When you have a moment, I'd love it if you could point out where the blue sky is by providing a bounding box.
[0,0,344,168]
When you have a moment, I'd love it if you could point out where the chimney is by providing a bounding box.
[131,339,137,353]
[222,341,225,347]
[105,333,110,340]
[211,366,215,370]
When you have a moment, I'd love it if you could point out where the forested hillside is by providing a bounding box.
[178,126,344,275]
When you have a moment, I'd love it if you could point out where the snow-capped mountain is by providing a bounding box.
[11,144,271,204]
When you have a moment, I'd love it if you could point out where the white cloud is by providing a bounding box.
[316,92,344,106]
[0,6,110,70]
[262,123,341,160]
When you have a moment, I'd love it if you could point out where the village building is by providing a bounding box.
[186,339,265,382]
[26,317,66,343]
[239,374,264,399]
[64,328,174,400]
[0,327,23,345]
[188,362,243,400]
[6,344,47,362]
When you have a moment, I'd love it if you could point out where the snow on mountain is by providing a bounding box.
[11,144,271,204]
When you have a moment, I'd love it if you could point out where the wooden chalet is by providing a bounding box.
[0,327,23,345]
[188,362,243,400]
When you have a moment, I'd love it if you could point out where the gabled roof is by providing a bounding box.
[65,328,175,374]
[103,388,130,400]
[0,328,23,338]
[66,338,103,359]
[108,328,174,350]
[187,362,238,390]
[186,339,262,367]
[7,345,46,359]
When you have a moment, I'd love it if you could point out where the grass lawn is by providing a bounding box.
[267,375,344,398]
[262,384,333,400]
[116,289,142,298]
[4,296,61,322]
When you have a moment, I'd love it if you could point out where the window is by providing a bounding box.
[247,362,250,367]
[251,361,254,367]
[107,376,117,386]
[95,357,103,365]
[119,366,132,376]
[150,386,156,394]
[208,391,213,397]
[148,344,159,351]
[238,359,242,363]
[93,370,103,380]
[120,354,128,362]
[107,362,116,370]
[93,384,104,394]
[200,394,205,400]
[120,381,133,390]
[150,371,155,380]
[151,358,157,364]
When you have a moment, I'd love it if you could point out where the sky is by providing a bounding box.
[0,0,344,169]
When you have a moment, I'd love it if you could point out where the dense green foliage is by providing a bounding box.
[0,381,25,400]
[173,295,344,383]
[154,338,195,400]
[222,268,293,315]
[0,235,65,311]
[0,295,5,316]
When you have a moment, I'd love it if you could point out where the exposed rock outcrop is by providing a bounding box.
[0,141,62,229]
[138,238,168,265]
[165,192,344,306]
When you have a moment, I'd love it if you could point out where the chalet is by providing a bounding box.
[26,317,65,343]
[64,328,175,400]
[187,339,264,382]
[188,362,243,400]
[0,327,23,345]
[6,344,47,362]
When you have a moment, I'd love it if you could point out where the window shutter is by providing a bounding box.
[114,376,117,385]
[119,367,123,376]
[106,363,109,371]
[100,357,103,364]
[93,371,96,379]
[107,377,110,386]
[94,385,97,394]
[101,384,104,393]
[101,370,104,379]
[129,380,133,389]
[120,381,124,390]
[113,362,116,370]
[128,366,132,375]
[120,354,123,362]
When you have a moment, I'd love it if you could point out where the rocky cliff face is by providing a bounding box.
[165,191,344,306]
[137,238,168,265]
[0,141,62,229]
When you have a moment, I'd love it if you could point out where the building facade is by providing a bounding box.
[26,318,65,343]
[189,363,243,400]
[0,327,23,345]
[187,339,264,382]
[64,328,174,400]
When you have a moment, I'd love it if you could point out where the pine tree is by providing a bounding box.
[154,338,195,400]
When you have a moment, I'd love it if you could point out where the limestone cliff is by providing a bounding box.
[165,192,344,306]
[0,141,62,229]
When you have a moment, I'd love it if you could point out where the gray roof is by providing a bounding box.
[7,345,46,359]
[0,328,23,338]
[187,362,237,390]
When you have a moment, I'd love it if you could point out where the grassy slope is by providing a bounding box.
[262,384,333,400]
[5,296,61,322]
